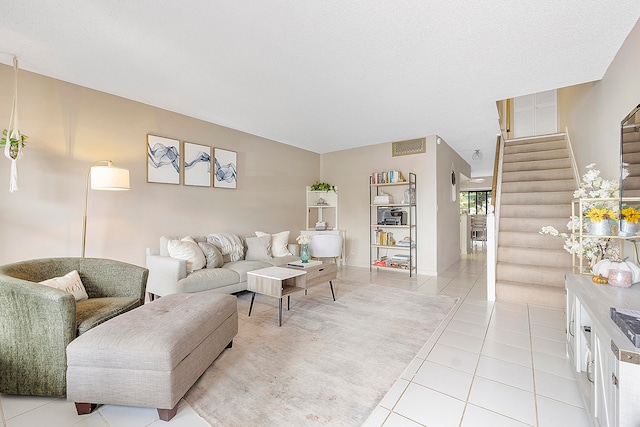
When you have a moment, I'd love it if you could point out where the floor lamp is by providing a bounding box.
[82,160,130,257]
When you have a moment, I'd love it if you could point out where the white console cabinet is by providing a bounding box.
[566,274,640,426]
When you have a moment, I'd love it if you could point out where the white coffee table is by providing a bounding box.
[247,266,307,326]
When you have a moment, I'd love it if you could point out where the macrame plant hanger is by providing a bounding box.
[4,56,23,193]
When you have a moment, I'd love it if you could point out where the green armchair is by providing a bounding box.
[0,257,148,397]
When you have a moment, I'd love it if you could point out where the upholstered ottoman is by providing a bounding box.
[66,292,238,421]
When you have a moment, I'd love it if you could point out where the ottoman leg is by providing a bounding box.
[157,403,178,421]
[75,402,98,415]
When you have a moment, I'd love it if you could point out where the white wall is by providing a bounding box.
[0,66,320,266]
[560,19,640,180]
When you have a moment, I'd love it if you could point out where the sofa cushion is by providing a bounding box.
[76,297,141,335]
[255,231,293,257]
[177,268,240,293]
[198,241,224,268]
[245,235,272,261]
[223,260,272,282]
[159,235,207,257]
[167,236,206,273]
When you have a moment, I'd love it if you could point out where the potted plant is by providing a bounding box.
[584,206,616,236]
[310,182,336,192]
[619,205,640,236]
[0,129,28,159]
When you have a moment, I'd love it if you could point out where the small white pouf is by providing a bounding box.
[66,292,238,421]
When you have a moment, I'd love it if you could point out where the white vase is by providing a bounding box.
[619,219,638,237]
[587,220,611,236]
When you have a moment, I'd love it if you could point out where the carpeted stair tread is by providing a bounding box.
[502,158,572,173]
[624,163,640,177]
[495,280,565,308]
[504,139,567,154]
[501,179,575,193]
[498,231,568,250]
[496,262,569,287]
[502,168,573,183]
[500,217,569,232]
[623,151,640,165]
[500,204,570,219]
[497,246,571,268]
[503,148,570,164]
[622,140,640,154]
[622,176,640,191]
[501,191,575,206]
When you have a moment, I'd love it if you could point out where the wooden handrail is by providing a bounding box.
[491,135,501,206]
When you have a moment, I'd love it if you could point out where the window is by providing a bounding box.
[459,190,492,215]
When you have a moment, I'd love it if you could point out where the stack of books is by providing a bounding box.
[389,254,410,269]
[287,260,323,269]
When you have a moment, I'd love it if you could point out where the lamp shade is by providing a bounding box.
[90,165,129,190]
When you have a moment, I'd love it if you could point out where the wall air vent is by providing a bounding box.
[392,138,426,157]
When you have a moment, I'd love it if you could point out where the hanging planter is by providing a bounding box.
[1,56,27,193]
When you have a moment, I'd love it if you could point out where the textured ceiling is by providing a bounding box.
[1,1,639,176]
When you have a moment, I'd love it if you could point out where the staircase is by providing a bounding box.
[496,134,575,308]
[622,125,640,197]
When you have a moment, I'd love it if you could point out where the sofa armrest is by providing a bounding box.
[145,254,187,297]
[0,276,76,396]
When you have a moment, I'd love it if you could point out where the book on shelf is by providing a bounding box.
[370,170,406,184]
[287,260,323,269]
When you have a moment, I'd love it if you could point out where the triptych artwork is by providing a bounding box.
[146,134,237,189]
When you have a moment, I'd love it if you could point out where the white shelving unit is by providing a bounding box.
[572,197,640,274]
[369,172,416,276]
[303,186,346,265]
[306,187,338,231]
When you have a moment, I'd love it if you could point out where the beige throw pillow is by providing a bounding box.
[39,270,89,301]
[255,230,292,257]
[198,241,224,268]
[167,236,206,273]
[245,235,272,261]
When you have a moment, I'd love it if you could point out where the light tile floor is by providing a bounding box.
[0,250,590,427]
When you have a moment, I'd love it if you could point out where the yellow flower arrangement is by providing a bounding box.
[584,206,616,222]
[621,206,640,224]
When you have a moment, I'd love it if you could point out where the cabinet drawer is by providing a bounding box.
[305,263,338,287]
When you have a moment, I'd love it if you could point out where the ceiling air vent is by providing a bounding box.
[392,138,426,157]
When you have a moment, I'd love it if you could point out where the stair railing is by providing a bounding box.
[565,127,580,187]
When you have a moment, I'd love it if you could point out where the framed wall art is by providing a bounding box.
[183,142,211,187]
[213,148,237,189]
[147,134,180,184]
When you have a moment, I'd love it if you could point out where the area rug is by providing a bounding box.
[184,281,457,426]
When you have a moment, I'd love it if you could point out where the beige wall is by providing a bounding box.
[320,136,470,275]
[0,66,320,266]
[559,19,640,181]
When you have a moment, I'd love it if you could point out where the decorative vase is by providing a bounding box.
[619,219,639,237]
[608,269,633,288]
[300,244,310,263]
[587,220,611,236]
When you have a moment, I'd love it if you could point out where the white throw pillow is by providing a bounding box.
[167,236,206,273]
[39,270,89,301]
[255,231,292,257]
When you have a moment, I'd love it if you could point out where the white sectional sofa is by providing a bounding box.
[145,233,300,298]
